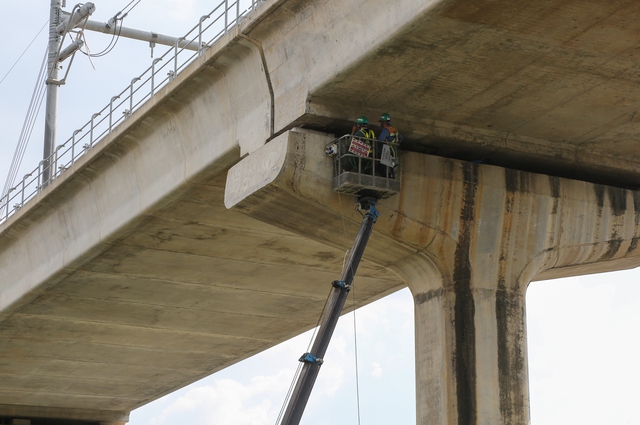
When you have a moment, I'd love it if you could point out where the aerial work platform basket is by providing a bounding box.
[325,134,400,199]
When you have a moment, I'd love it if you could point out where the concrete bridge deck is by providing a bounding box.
[2,0,640,423]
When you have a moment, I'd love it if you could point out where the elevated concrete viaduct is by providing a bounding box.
[1,0,640,423]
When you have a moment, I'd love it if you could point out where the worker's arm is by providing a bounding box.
[377,127,390,141]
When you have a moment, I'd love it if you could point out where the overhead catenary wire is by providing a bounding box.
[80,19,124,58]
[77,0,143,59]
[119,0,143,17]
[3,0,147,199]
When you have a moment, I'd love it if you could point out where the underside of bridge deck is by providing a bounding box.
[3,0,640,423]
[254,0,640,188]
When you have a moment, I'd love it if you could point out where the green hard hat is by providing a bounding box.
[379,113,391,122]
[356,116,368,125]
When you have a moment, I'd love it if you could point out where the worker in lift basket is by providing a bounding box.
[345,116,375,173]
[376,113,402,178]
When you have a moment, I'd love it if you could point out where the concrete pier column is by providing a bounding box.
[395,251,534,425]
[386,159,562,425]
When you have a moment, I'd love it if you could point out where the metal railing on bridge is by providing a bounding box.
[0,0,264,225]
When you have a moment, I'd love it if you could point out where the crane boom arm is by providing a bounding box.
[278,195,380,425]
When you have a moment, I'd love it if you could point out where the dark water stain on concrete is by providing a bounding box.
[496,287,526,424]
[600,239,623,261]
[633,191,640,225]
[505,168,529,194]
[594,185,605,211]
[549,175,560,215]
[312,251,338,261]
[505,168,518,194]
[607,187,627,217]
[453,162,478,425]
[414,287,444,305]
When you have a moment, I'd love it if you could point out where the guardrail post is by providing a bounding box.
[90,113,101,146]
[37,161,44,192]
[199,15,209,56]
[174,37,185,76]
[129,77,141,114]
[72,129,81,164]
[53,145,63,179]
[151,58,163,95]
[109,96,120,132]
[5,190,11,219]
[21,174,29,206]
[225,0,229,30]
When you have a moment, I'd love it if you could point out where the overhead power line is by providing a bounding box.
[0,20,48,87]
[2,48,49,198]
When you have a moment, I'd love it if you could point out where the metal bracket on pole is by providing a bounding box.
[75,17,201,51]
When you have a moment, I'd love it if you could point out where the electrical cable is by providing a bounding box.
[2,48,48,198]
[8,55,47,192]
[80,16,124,58]
[121,0,143,16]
[0,20,48,88]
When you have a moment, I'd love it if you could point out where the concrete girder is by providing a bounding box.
[248,0,640,187]
[0,403,129,424]
[0,17,402,420]
[226,129,640,423]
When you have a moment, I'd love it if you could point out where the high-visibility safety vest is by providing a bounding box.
[382,126,399,157]
[356,128,375,140]
[385,126,400,144]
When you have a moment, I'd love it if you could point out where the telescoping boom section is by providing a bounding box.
[278,195,381,425]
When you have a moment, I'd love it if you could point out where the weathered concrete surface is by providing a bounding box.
[250,0,640,187]
[0,2,405,420]
[227,129,640,424]
[3,0,640,422]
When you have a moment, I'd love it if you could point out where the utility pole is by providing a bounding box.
[40,1,195,186]
[43,0,63,186]
[42,2,95,186]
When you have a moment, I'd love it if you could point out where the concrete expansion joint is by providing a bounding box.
[238,34,275,138]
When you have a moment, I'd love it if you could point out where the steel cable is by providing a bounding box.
[3,48,48,198]
[0,20,48,88]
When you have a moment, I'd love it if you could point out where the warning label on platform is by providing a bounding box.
[348,138,371,158]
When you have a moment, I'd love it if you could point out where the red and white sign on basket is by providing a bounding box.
[348,138,371,158]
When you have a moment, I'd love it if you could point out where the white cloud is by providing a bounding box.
[527,273,640,425]
[148,369,295,425]
[371,362,382,378]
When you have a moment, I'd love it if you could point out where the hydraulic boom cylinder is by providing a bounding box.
[278,195,381,425]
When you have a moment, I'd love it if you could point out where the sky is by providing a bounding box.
[1,1,640,424]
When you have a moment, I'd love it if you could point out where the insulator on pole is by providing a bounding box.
[58,38,84,62]
[56,2,96,35]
